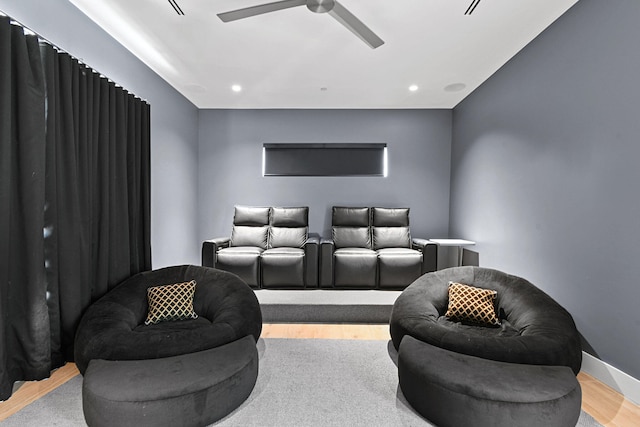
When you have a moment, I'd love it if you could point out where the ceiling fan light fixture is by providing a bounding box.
[306,0,335,14]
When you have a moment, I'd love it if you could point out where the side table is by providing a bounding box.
[429,239,476,269]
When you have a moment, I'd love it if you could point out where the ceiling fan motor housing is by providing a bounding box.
[307,0,335,13]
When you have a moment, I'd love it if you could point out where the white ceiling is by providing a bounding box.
[69,0,578,109]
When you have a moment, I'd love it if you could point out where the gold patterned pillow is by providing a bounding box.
[445,281,500,326]
[144,280,198,325]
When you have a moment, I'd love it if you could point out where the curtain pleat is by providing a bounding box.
[0,16,151,400]
[0,17,50,399]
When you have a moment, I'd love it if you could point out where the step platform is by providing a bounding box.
[255,289,401,323]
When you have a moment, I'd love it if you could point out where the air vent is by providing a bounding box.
[168,0,184,15]
[465,0,481,15]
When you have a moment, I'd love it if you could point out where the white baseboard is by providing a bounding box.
[581,351,640,405]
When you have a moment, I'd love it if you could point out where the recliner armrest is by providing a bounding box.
[319,238,335,288]
[412,238,437,274]
[412,238,431,248]
[307,233,321,245]
[303,233,320,288]
[201,237,231,268]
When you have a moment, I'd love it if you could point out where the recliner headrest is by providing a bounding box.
[372,207,410,227]
[233,206,270,226]
[332,206,370,227]
[271,207,309,227]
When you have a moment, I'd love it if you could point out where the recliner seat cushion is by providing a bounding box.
[217,247,263,255]
[377,248,422,289]
[261,247,305,288]
[216,247,263,287]
[333,248,377,288]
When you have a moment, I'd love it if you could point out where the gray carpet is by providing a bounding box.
[5,339,603,427]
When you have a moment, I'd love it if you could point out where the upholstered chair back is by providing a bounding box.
[331,207,372,249]
[229,206,270,249]
[372,207,411,249]
[269,207,309,248]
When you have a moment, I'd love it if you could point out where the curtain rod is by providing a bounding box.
[0,9,149,105]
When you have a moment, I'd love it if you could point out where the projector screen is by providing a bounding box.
[263,143,387,177]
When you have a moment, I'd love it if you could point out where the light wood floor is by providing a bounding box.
[1,323,639,426]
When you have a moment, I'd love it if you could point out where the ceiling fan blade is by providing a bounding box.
[328,1,384,49]
[217,0,307,22]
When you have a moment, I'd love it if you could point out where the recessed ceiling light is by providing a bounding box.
[408,85,419,92]
[444,83,466,92]
[231,84,242,92]
[186,84,206,93]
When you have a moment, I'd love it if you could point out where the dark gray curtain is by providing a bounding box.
[0,16,151,400]
[0,16,49,401]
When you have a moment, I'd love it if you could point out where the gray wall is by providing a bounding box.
[0,0,200,268]
[198,109,452,241]
[450,0,640,379]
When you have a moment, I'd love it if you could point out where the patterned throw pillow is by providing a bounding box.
[144,280,198,325]
[445,281,500,326]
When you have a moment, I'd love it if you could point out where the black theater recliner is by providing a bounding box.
[202,206,319,288]
[320,207,436,289]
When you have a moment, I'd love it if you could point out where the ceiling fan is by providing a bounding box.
[217,0,384,49]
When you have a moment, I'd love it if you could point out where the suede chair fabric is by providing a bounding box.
[390,266,582,374]
[82,335,258,427]
[74,265,262,375]
[398,335,582,427]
